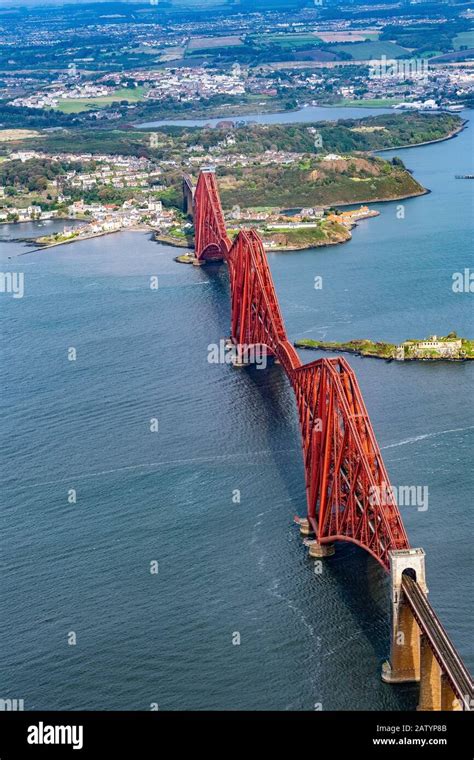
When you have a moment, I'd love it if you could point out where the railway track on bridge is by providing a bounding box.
[402,575,473,709]
[192,168,473,711]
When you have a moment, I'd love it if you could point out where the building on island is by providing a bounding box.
[396,335,464,360]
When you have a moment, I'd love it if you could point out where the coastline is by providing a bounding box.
[16,185,425,255]
[328,187,429,209]
[168,223,352,253]
[20,223,154,253]
[133,99,301,126]
[5,115,463,255]
[135,105,466,139]
[19,227,128,254]
[262,237,349,252]
[153,232,193,248]
[135,101,408,127]
[373,120,467,153]
[0,213,73,227]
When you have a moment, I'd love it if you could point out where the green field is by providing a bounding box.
[339,98,402,108]
[329,40,410,60]
[55,87,145,113]
[453,31,474,50]
[420,50,444,58]
[357,33,379,41]
[252,33,322,49]
[133,45,162,55]
[188,35,243,50]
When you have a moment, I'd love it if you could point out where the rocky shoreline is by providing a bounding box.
[153,232,193,248]
[294,336,474,362]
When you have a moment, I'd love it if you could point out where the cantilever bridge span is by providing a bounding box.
[191,169,473,710]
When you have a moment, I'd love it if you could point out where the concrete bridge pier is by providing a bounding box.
[417,633,442,710]
[297,518,313,536]
[307,540,335,558]
[441,675,462,711]
[295,518,335,556]
[417,637,462,710]
[382,548,427,685]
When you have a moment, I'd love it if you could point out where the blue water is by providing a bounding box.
[0,112,472,711]
[136,104,393,129]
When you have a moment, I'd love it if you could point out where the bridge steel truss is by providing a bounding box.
[193,170,473,708]
[194,169,409,570]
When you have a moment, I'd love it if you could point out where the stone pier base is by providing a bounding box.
[382,597,421,683]
[308,541,335,558]
[298,519,314,537]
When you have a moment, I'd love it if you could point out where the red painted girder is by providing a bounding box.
[193,170,409,570]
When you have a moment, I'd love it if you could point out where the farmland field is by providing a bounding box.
[453,31,474,50]
[316,30,379,43]
[54,86,145,113]
[0,129,42,142]
[159,47,186,61]
[253,32,322,49]
[187,35,244,50]
[329,40,410,59]
[339,98,403,108]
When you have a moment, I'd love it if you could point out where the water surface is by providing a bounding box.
[0,111,472,711]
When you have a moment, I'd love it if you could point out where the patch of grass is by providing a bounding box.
[453,31,474,50]
[257,219,350,248]
[55,87,145,113]
[461,339,474,357]
[159,46,185,61]
[242,206,275,213]
[317,31,379,43]
[295,338,396,358]
[329,41,410,60]
[420,50,444,58]
[187,35,243,50]
[0,128,42,141]
[133,45,162,55]
[252,32,322,50]
[339,98,403,108]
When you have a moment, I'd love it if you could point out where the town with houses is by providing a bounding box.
[0,143,380,250]
[1,1,473,248]
[5,61,474,114]
[9,68,247,111]
[0,150,180,244]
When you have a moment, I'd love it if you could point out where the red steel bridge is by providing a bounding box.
[191,169,473,711]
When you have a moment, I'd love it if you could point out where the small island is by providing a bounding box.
[294,333,474,362]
